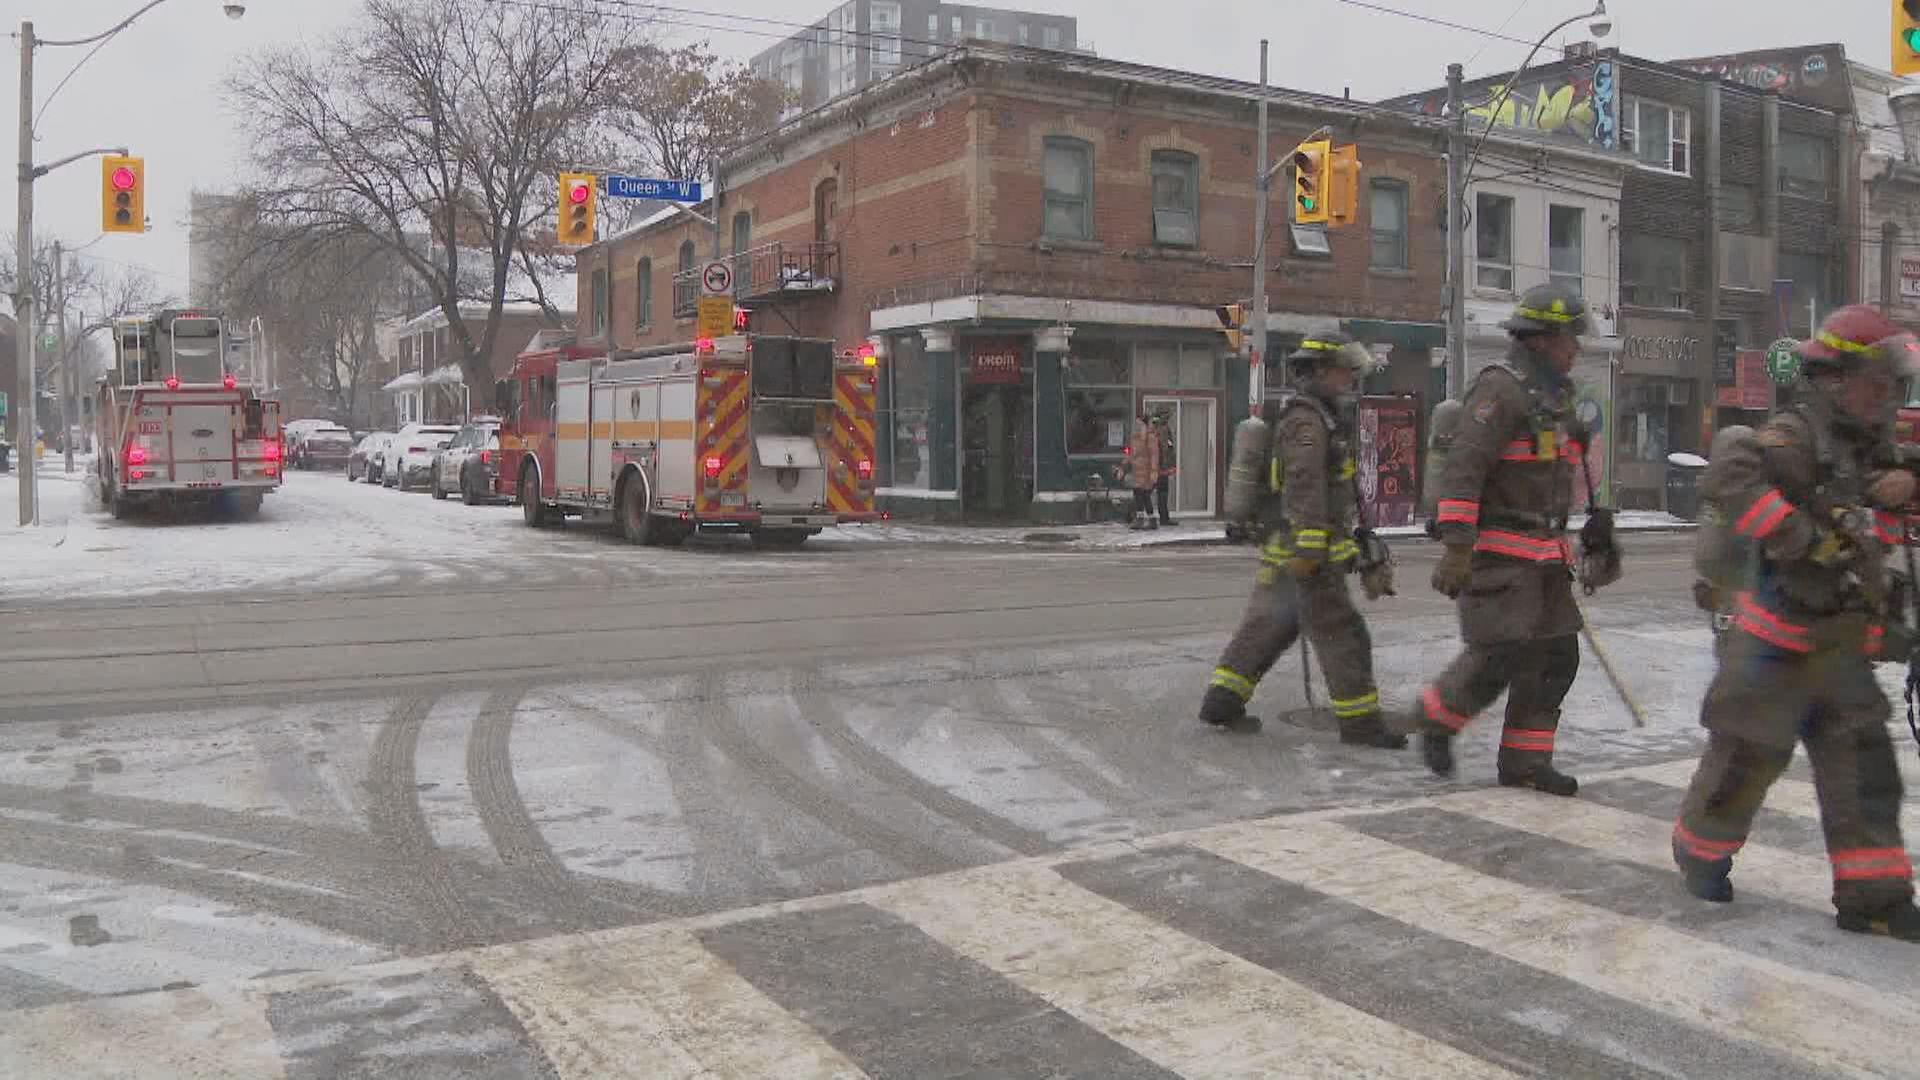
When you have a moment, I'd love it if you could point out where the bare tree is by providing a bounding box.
[226,0,651,393]
[614,43,794,187]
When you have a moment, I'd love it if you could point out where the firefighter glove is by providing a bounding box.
[1692,579,1726,614]
[1431,544,1474,598]
[1579,507,1616,554]
[1361,563,1396,600]
[1868,469,1918,512]
[1808,528,1857,569]
[1579,545,1622,595]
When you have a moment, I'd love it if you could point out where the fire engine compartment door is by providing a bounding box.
[169,401,237,482]
[555,375,591,496]
[750,432,826,508]
[589,382,616,504]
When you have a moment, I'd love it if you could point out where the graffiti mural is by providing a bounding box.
[1393,60,1617,151]
[1673,47,1851,110]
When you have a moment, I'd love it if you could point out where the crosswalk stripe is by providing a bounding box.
[875,860,1525,1080]
[1435,786,1836,912]
[1196,819,1915,1080]
[468,928,869,1080]
[0,983,284,1080]
[1578,775,1833,858]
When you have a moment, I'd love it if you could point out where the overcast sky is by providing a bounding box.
[0,0,1896,302]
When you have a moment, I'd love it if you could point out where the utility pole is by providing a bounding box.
[16,20,36,524]
[53,240,73,475]
[1445,62,1467,401]
[1251,39,1269,408]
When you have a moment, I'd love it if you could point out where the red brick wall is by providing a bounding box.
[579,72,1447,349]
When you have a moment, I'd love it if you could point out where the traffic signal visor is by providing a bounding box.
[557,173,596,245]
[1293,139,1331,225]
[1898,0,1920,76]
[1216,303,1247,352]
[101,155,145,235]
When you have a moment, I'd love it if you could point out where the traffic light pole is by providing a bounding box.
[1445,62,1467,402]
[1250,39,1269,409]
[16,20,36,525]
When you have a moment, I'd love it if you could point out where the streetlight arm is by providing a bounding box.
[35,0,173,47]
[1462,5,1604,184]
[29,145,129,180]
[1262,124,1335,185]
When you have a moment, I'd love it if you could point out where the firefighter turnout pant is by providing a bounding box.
[1206,564,1382,734]
[1415,556,1582,775]
[1674,634,1914,914]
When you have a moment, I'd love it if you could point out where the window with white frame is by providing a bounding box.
[1150,151,1198,247]
[1019,23,1030,45]
[1369,179,1408,270]
[951,14,962,37]
[1043,137,1093,240]
[974,17,992,39]
[635,258,652,330]
[1548,205,1584,297]
[1622,98,1691,175]
[1043,25,1062,49]
[868,1,901,73]
[591,268,608,337]
[1475,192,1514,291]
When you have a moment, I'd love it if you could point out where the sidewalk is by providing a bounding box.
[817,510,1697,551]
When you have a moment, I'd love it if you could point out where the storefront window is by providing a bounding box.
[1064,338,1131,456]
[885,334,932,489]
[1134,342,1219,388]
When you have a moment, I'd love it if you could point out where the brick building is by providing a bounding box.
[577,44,1449,522]
[1397,47,1852,510]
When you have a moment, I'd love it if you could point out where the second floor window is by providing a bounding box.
[636,258,652,329]
[1369,179,1408,270]
[1043,137,1093,241]
[1150,151,1198,247]
[591,268,608,337]
[1622,232,1691,309]
[1548,205,1585,296]
[1623,98,1691,175]
[1475,192,1514,291]
[1779,131,1831,200]
[1043,25,1062,49]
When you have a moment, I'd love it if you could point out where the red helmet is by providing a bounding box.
[1795,304,1915,373]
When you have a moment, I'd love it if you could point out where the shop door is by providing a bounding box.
[1144,396,1216,518]
[961,384,1031,518]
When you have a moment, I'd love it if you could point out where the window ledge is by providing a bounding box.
[1619,302,1698,315]
[1368,266,1416,279]
[1129,245,1210,263]
[1035,236,1104,254]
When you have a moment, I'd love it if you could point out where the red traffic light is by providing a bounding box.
[567,181,591,204]
[110,167,137,191]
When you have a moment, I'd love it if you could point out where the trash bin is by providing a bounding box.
[1665,451,1708,521]
[0,441,11,474]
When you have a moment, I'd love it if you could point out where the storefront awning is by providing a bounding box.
[1341,319,1447,352]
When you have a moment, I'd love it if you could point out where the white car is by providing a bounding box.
[431,418,502,504]
[384,424,459,490]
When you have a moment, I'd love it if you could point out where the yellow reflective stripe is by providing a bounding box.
[1270,457,1282,492]
[1294,529,1329,549]
[1298,338,1342,351]
[1328,540,1360,562]
[1817,330,1874,356]
[1337,459,1356,480]
[1515,304,1576,324]
[1210,667,1255,700]
[1330,690,1380,718]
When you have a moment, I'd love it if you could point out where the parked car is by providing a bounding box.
[293,425,354,470]
[430,417,503,504]
[354,431,397,484]
[385,424,459,490]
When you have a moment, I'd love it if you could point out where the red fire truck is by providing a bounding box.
[495,333,880,548]
[93,310,283,519]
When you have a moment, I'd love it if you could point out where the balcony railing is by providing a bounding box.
[1620,282,1693,311]
[672,241,840,318]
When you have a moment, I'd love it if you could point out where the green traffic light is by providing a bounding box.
[1905,27,1920,52]
[1301,197,1316,211]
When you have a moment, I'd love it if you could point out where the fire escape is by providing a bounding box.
[672,241,840,333]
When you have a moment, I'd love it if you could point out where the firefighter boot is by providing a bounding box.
[1198,685,1262,734]
[1420,729,1455,779]
[1496,711,1578,797]
[1837,900,1920,943]
[1672,842,1735,904]
[1338,711,1408,749]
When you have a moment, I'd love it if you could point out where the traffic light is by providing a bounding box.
[1897,0,1920,76]
[101,155,145,235]
[1292,139,1331,225]
[1327,144,1362,228]
[556,173,596,245]
[1216,303,1248,354]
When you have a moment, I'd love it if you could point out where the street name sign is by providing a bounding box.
[603,176,703,202]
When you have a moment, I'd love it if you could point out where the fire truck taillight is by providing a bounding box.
[856,459,874,480]
[695,338,715,355]
[479,449,492,466]
[164,376,180,390]
[222,374,238,390]
[704,455,724,480]
[128,469,146,481]
[263,441,282,462]
[125,446,148,466]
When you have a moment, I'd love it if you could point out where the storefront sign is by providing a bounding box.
[1714,350,1771,410]
[1357,396,1418,527]
[1764,338,1800,385]
[1902,258,1920,300]
[1712,319,1738,386]
[1622,335,1699,366]
[969,342,1023,385]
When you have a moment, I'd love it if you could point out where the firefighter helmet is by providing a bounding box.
[1288,330,1376,375]
[1795,304,1919,376]
[1500,282,1591,337]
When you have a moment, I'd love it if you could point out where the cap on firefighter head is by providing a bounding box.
[1288,330,1375,377]
[1500,282,1591,338]
[1795,304,1920,377]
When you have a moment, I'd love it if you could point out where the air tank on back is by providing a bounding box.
[1420,398,1465,536]
[1223,411,1272,528]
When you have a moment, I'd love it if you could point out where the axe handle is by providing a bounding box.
[1579,618,1647,729]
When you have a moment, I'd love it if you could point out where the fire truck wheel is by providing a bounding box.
[616,471,654,546]
[520,466,548,528]
[109,490,130,521]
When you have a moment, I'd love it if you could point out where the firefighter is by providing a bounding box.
[1672,304,1920,942]
[1198,331,1404,748]
[1414,283,1602,795]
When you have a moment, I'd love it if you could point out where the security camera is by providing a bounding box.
[1588,0,1612,38]
[223,3,246,20]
